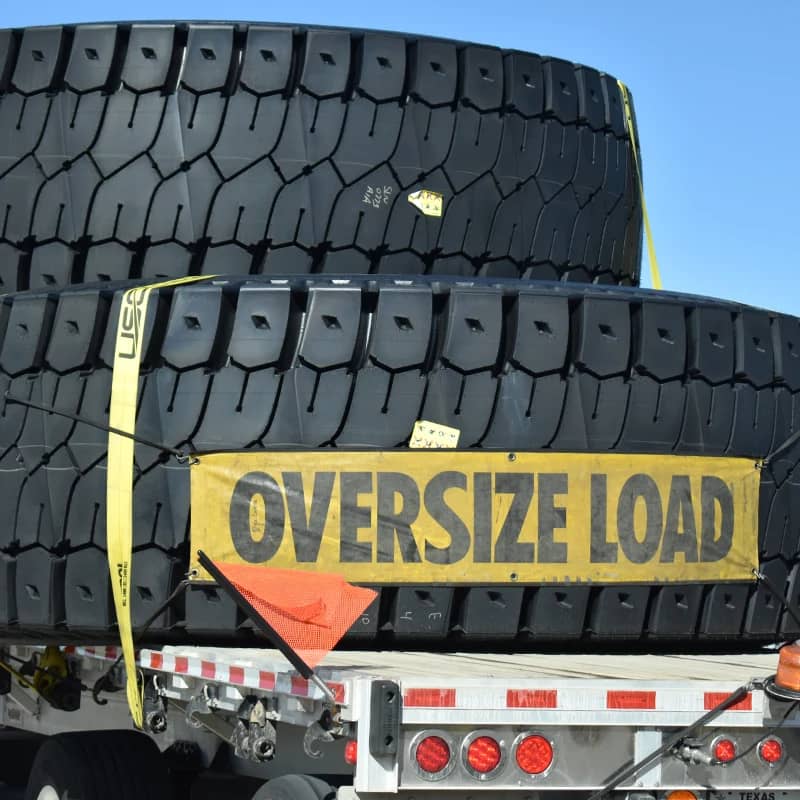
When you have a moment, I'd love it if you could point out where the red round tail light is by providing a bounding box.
[415,735,452,775]
[712,738,736,764]
[344,739,358,766]
[465,735,502,775]
[515,734,554,775]
[759,738,784,764]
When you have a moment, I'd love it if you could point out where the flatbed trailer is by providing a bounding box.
[3,643,800,800]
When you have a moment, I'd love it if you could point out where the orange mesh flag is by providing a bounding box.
[212,561,377,669]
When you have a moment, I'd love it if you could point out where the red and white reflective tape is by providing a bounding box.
[402,685,756,714]
[62,645,345,704]
[139,649,346,704]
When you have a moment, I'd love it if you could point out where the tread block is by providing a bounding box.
[123,24,175,91]
[647,585,703,637]
[12,27,64,94]
[228,285,292,368]
[421,370,496,446]
[773,315,800,391]
[576,66,605,129]
[133,464,190,551]
[524,586,589,639]
[131,550,182,630]
[336,368,424,447]
[64,468,107,549]
[573,297,631,376]
[161,286,224,369]
[457,587,523,638]
[503,51,543,117]
[461,47,503,110]
[780,562,800,637]
[389,587,453,637]
[743,559,787,637]
[543,58,578,123]
[15,470,59,549]
[736,311,775,388]
[370,286,432,369]
[64,548,114,630]
[240,26,293,94]
[193,366,279,451]
[440,289,503,372]
[482,371,566,449]
[688,306,735,383]
[589,585,649,638]
[699,583,749,637]
[728,385,775,457]
[0,294,55,376]
[65,24,117,92]
[510,294,570,374]
[617,376,685,452]
[299,287,362,369]
[0,29,19,92]
[46,290,105,373]
[185,582,242,633]
[679,383,735,455]
[552,374,628,450]
[345,587,381,638]
[601,75,625,136]
[182,25,234,92]
[301,30,351,97]
[358,34,405,100]
[634,301,687,380]
[15,549,65,627]
[0,554,16,625]
[410,39,457,106]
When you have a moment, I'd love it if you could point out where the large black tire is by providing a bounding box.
[0,22,641,289]
[23,731,171,800]
[0,275,797,649]
[251,775,335,800]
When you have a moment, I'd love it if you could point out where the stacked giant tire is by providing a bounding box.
[0,22,796,650]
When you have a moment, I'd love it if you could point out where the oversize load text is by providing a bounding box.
[190,453,759,583]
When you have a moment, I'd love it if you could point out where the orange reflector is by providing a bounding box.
[466,736,502,774]
[713,738,736,763]
[759,738,783,764]
[776,643,800,692]
[515,734,553,775]
[666,791,697,800]
[344,739,358,766]
[416,736,451,774]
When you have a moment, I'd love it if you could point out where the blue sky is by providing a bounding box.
[4,0,798,313]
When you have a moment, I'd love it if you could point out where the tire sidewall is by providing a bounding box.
[24,738,90,800]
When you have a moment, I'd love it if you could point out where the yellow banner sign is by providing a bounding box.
[190,452,760,584]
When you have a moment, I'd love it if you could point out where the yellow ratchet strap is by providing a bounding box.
[617,80,662,290]
[107,274,212,728]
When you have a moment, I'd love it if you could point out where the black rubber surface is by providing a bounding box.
[0,22,641,288]
[23,731,171,800]
[0,275,798,650]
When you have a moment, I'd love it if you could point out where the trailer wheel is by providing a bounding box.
[251,775,335,800]
[24,731,171,800]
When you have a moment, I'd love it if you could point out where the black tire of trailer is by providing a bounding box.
[0,731,44,788]
[23,731,171,800]
[0,22,641,290]
[0,275,799,649]
[251,775,336,800]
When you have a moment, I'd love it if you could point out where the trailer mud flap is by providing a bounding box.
[190,451,760,585]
